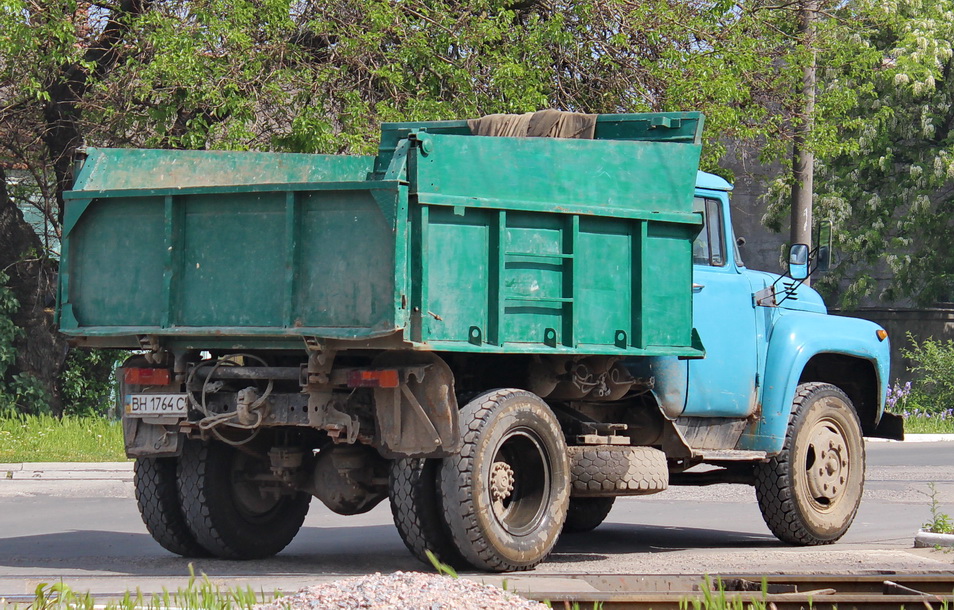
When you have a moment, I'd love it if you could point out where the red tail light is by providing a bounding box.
[347,369,400,388]
[124,368,172,386]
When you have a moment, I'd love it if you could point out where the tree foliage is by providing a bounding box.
[763,0,954,306]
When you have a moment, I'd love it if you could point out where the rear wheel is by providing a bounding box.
[134,457,209,557]
[177,440,311,559]
[389,458,469,569]
[439,389,570,572]
[563,497,616,533]
[754,382,865,545]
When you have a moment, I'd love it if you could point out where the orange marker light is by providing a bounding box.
[347,369,400,388]
[124,368,171,385]
[876,329,888,342]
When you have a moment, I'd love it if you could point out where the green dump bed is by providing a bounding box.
[58,112,705,357]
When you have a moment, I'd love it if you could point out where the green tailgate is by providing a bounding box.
[60,148,406,345]
[60,113,704,357]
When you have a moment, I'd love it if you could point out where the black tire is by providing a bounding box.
[439,389,570,572]
[563,497,616,533]
[568,445,668,496]
[389,458,470,570]
[177,440,311,559]
[754,382,865,545]
[134,457,210,557]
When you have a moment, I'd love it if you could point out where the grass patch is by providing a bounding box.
[902,411,954,434]
[6,566,271,609]
[0,414,125,463]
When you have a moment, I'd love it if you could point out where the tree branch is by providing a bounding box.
[42,0,153,220]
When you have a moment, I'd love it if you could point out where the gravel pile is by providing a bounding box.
[257,571,547,610]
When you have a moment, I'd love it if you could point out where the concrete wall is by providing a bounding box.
[833,307,954,386]
[719,157,787,276]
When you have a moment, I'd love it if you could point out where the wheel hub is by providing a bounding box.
[806,425,849,503]
[490,461,515,504]
[231,453,284,518]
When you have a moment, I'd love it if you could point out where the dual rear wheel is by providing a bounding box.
[136,388,572,570]
[391,389,571,572]
[134,440,310,560]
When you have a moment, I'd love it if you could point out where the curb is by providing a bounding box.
[0,462,132,481]
[914,530,954,548]
[868,434,954,443]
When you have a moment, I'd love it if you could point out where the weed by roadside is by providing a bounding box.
[922,482,954,535]
[903,410,954,434]
[886,380,954,434]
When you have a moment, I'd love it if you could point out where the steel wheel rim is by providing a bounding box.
[488,427,551,536]
[229,452,284,521]
[797,408,852,513]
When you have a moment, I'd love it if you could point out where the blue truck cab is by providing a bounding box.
[629,170,902,547]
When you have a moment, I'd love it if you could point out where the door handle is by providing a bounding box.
[692,283,705,293]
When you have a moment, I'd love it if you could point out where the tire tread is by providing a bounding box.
[389,458,469,569]
[177,440,310,559]
[134,457,210,557]
[439,389,569,572]
[563,497,616,533]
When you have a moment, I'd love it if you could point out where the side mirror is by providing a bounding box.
[815,221,833,273]
[788,243,809,280]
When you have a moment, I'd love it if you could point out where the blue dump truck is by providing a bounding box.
[58,111,903,571]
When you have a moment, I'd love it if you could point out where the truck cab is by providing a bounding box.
[623,170,903,549]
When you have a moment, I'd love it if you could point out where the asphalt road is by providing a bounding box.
[0,439,952,597]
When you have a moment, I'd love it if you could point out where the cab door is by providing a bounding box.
[683,195,759,417]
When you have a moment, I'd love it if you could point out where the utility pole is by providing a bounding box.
[791,0,817,284]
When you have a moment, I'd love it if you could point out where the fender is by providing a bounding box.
[737,310,890,453]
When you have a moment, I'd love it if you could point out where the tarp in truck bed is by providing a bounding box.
[467,110,597,139]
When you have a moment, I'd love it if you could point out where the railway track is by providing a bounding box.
[1,572,952,608]
[520,573,954,609]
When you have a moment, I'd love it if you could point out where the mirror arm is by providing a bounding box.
[773,275,807,307]
[808,244,821,275]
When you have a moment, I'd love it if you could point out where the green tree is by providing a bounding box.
[762,0,954,307]
[824,0,954,306]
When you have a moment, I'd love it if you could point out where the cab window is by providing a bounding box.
[692,197,726,267]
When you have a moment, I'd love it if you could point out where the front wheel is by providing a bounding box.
[177,440,311,559]
[754,382,865,545]
[439,389,570,572]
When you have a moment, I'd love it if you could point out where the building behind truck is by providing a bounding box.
[56,110,902,572]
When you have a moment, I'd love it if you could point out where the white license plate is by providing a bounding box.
[124,394,189,417]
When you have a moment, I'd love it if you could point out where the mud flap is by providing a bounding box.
[372,352,461,458]
[123,417,181,458]
[871,411,904,441]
